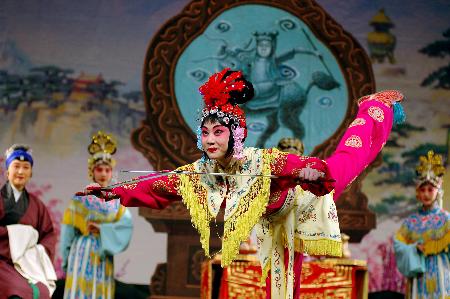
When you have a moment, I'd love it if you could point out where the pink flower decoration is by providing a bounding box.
[232,126,245,159]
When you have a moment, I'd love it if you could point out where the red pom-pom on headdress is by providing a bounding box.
[198,68,249,137]
[199,68,246,108]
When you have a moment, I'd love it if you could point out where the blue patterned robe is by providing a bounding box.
[60,194,133,299]
[394,206,450,299]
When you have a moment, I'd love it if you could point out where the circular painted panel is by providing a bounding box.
[174,4,348,154]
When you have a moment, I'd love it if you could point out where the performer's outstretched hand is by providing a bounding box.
[298,167,325,182]
[85,183,105,197]
[75,183,107,198]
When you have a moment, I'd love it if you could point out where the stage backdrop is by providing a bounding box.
[1,0,449,293]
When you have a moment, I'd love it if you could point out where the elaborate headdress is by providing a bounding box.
[415,150,445,188]
[197,68,254,159]
[87,131,117,178]
[5,144,33,169]
[253,31,278,42]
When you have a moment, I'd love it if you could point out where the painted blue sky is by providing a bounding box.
[2,0,450,92]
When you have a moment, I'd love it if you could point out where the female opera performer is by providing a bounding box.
[85,68,405,298]
[0,144,57,299]
[60,132,133,299]
[394,151,449,298]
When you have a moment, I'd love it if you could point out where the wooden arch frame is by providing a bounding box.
[133,0,377,242]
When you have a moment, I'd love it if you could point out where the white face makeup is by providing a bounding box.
[201,121,231,166]
[416,182,439,208]
[93,163,113,187]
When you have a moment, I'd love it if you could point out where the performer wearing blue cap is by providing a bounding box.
[0,144,57,299]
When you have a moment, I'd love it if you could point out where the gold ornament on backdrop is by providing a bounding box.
[277,137,304,156]
[87,131,117,178]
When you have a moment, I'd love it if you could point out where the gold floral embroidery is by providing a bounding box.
[122,183,137,190]
[349,117,366,127]
[368,106,384,122]
[306,162,316,168]
[357,90,403,108]
[268,191,282,205]
[270,148,288,175]
[152,180,172,193]
[358,95,391,108]
[291,168,301,177]
[298,204,317,223]
[344,135,363,148]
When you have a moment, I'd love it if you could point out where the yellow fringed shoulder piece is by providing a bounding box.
[221,150,274,267]
[177,163,213,257]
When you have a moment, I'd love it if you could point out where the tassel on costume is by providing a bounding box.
[393,102,406,125]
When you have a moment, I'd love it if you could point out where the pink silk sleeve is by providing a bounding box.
[112,174,181,209]
[325,99,393,200]
[270,150,335,197]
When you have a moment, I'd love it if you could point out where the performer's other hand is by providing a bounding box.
[298,167,324,182]
[87,221,100,234]
[85,183,105,198]
[74,183,102,197]
[416,243,424,253]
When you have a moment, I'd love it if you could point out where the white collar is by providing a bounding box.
[10,184,23,203]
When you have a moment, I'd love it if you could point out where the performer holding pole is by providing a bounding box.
[83,68,404,298]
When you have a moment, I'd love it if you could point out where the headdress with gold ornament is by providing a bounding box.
[197,68,254,160]
[253,31,278,43]
[415,150,445,188]
[87,131,117,178]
